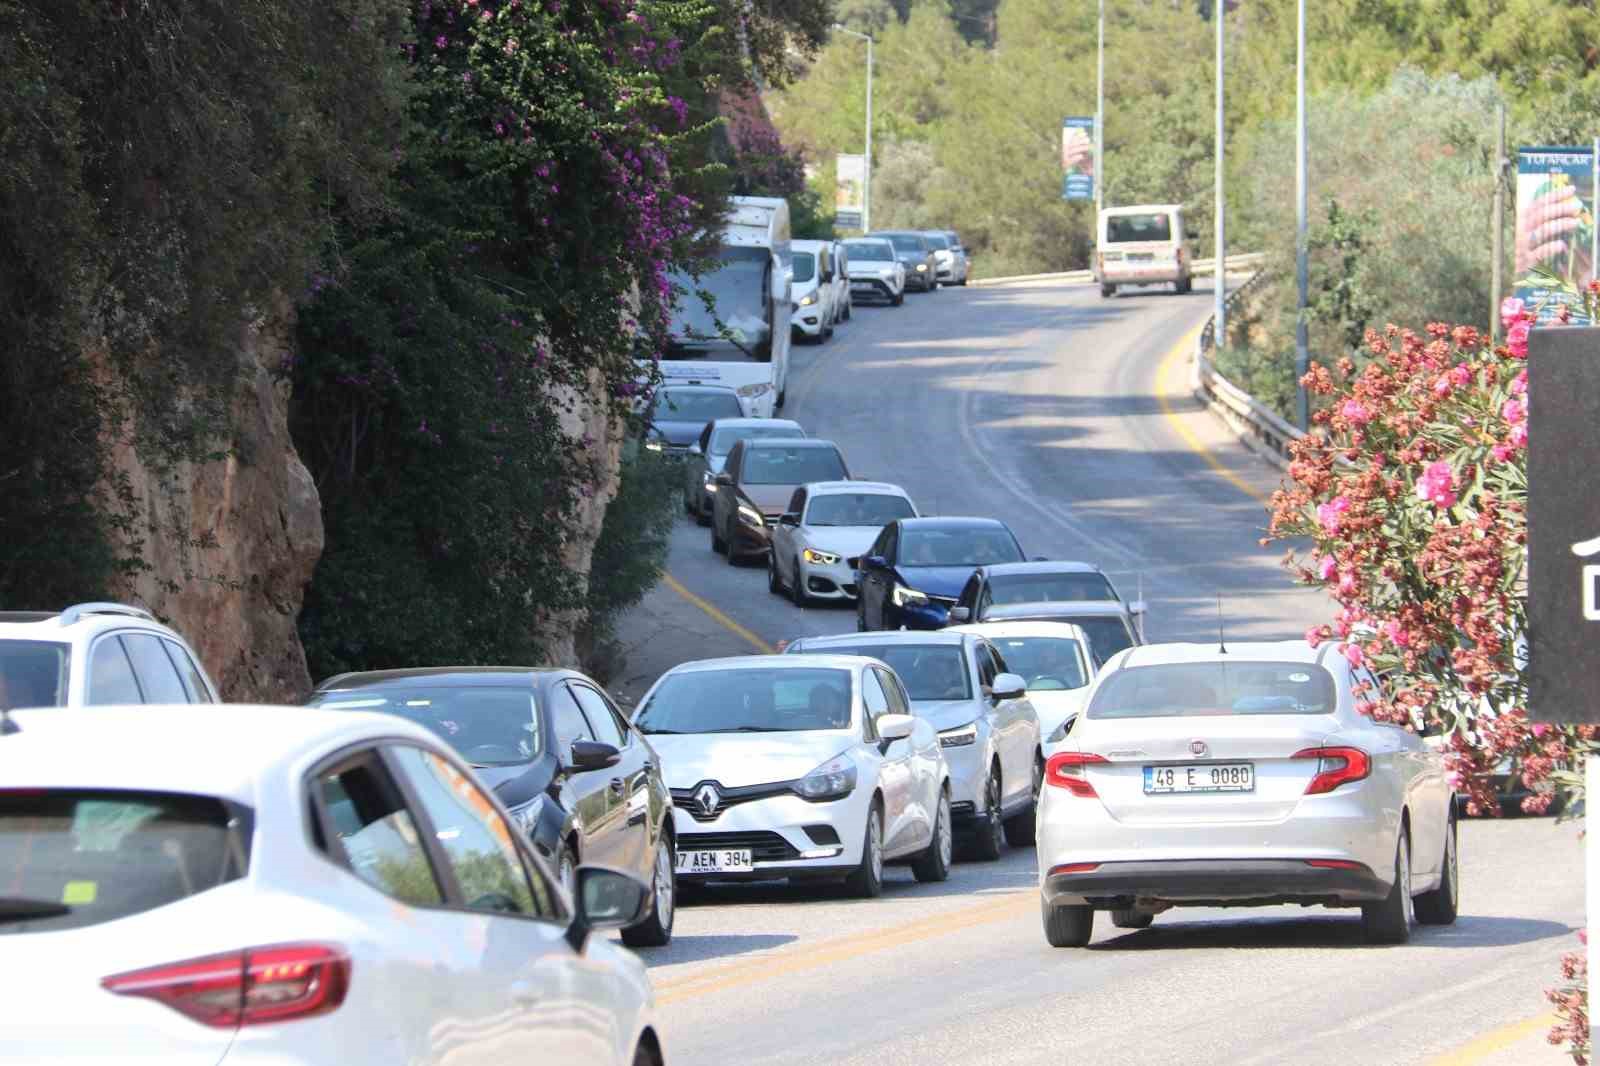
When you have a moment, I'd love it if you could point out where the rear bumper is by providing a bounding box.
[1102,266,1187,285]
[1042,858,1387,908]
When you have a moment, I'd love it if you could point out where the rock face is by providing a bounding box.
[108,306,324,702]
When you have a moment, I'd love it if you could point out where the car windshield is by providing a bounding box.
[806,493,915,527]
[844,240,894,262]
[988,572,1117,604]
[635,668,854,733]
[1087,662,1337,719]
[708,423,803,457]
[741,446,847,486]
[0,640,69,709]
[1105,213,1173,243]
[652,389,742,423]
[791,252,817,284]
[0,789,248,934]
[989,637,1088,691]
[899,528,1022,567]
[884,235,925,253]
[666,245,770,360]
[923,233,950,250]
[310,685,542,767]
[1070,618,1137,662]
[803,644,970,701]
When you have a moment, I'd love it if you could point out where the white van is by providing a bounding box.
[790,238,839,343]
[1096,204,1191,297]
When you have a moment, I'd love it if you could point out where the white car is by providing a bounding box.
[631,655,952,897]
[789,239,838,342]
[841,237,905,306]
[1038,641,1458,947]
[829,239,853,321]
[0,705,665,1065]
[767,480,919,605]
[945,620,1096,747]
[0,602,218,709]
[783,632,1040,861]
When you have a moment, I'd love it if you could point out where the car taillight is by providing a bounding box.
[1293,747,1370,795]
[102,943,350,1028]
[1305,859,1365,870]
[1049,862,1101,875]
[1045,751,1108,797]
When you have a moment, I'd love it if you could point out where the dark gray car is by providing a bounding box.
[646,384,744,452]
[868,230,939,292]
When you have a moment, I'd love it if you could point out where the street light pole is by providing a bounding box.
[1214,0,1226,352]
[1095,0,1105,221]
[1294,0,1309,430]
[833,25,874,233]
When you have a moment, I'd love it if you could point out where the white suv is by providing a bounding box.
[0,602,218,710]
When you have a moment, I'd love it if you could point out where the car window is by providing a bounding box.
[990,636,1089,690]
[311,685,542,768]
[1106,212,1174,243]
[549,684,596,759]
[698,423,714,451]
[975,644,998,688]
[978,584,994,613]
[571,684,627,748]
[988,572,1117,604]
[708,423,805,457]
[86,637,143,705]
[652,389,742,423]
[861,669,889,722]
[788,488,807,516]
[899,527,1023,567]
[1075,617,1137,663]
[792,251,817,284]
[741,445,847,486]
[875,667,911,716]
[804,643,970,701]
[388,746,548,919]
[120,633,191,704]
[0,639,70,709]
[316,756,443,906]
[162,640,214,702]
[805,493,915,527]
[1086,662,1338,719]
[636,668,853,734]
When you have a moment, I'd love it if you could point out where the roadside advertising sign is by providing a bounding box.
[835,154,866,230]
[1514,145,1597,325]
[1061,117,1095,201]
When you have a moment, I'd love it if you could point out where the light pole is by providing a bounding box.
[833,24,874,233]
[1294,0,1309,430]
[1095,0,1105,221]
[1214,0,1226,352]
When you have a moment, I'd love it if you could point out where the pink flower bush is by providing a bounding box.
[1414,460,1458,508]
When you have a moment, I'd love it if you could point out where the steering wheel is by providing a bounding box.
[464,743,521,763]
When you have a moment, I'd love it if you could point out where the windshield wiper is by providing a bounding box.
[728,725,787,733]
[638,728,684,734]
[0,897,71,923]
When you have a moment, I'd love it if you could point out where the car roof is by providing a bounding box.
[0,705,439,800]
[667,654,869,674]
[979,560,1102,576]
[982,600,1129,619]
[1102,203,1182,215]
[899,516,1011,531]
[1113,641,1330,669]
[709,417,803,431]
[797,631,968,648]
[0,603,175,641]
[947,620,1092,641]
[804,480,907,497]
[313,666,568,692]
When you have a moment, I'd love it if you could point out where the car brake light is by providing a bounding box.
[1293,747,1371,795]
[1049,862,1101,875]
[102,943,350,1028]
[1305,859,1364,870]
[1045,751,1108,797]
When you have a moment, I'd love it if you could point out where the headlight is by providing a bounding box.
[891,584,928,607]
[700,471,715,485]
[735,382,771,399]
[802,548,840,565]
[794,752,857,801]
[939,722,978,748]
[509,795,546,836]
[799,293,817,307]
[916,263,928,271]
[645,440,663,452]
[737,504,764,527]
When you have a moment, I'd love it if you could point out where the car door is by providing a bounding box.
[570,681,654,883]
[385,743,614,1063]
[774,487,806,584]
[982,640,1037,807]
[876,665,934,850]
[861,668,918,856]
[548,683,627,870]
[686,422,715,504]
[713,440,745,538]
[861,523,898,629]
[971,640,1019,810]
[83,635,145,705]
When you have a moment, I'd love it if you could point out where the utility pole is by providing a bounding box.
[1490,103,1506,342]
[1213,0,1226,353]
[1294,0,1309,431]
[832,25,874,232]
[1096,0,1105,221]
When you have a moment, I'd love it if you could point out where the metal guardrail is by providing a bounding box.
[1190,266,1305,470]
[969,252,1265,288]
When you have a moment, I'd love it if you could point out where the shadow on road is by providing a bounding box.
[1090,911,1574,952]
[631,932,798,968]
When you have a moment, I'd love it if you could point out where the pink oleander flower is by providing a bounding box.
[1337,571,1359,595]
[1510,421,1528,448]
[1341,642,1366,667]
[1382,620,1412,648]
[1305,626,1326,649]
[1502,398,1527,424]
[1532,723,1551,738]
[1318,555,1338,581]
[1511,369,1528,395]
[1507,319,1531,359]
[1340,399,1373,425]
[1415,460,1458,509]
[1316,496,1352,534]
[1433,375,1452,398]
[1499,297,1526,330]
[1492,442,1514,463]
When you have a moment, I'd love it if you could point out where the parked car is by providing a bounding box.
[767,481,919,605]
[789,239,838,343]
[645,384,745,453]
[829,239,853,321]
[919,230,967,286]
[856,517,1027,631]
[710,437,851,565]
[307,666,676,947]
[945,620,1096,746]
[681,417,805,525]
[0,705,665,1064]
[631,655,952,896]
[947,562,1147,637]
[783,631,1040,860]
[841,238,905,306]
[1096,203,1192,298]
[956,600,1144,667]
[0,602,217,710]
[1038,641,1457,947]
[867,231,939,292]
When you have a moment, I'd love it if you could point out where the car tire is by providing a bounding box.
[969,769,1004,862]
[843,300,852,321]
[711,520,727,554]
[632,1039,662,1066]
[912,789,953,883]
[1003,754,1043,846]
[695,498,711,527]
[1100,284,1115,298]
[1362,831,1414,944]
[844,800,885,899]
[1111,907,1154,929]
[683,491,696,517]
[725,533,742,566]
[790,559,810,607]
[767,551,784,595]
[1042,898,1094,948]
[620,834,675,948]
[891,290,904,306]
[775,386,786,410]
[556,842,578,900]
[1176,276,1193,294]
[1413,813,1459,926]
[856,599,868,631]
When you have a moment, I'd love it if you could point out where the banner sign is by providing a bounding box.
[1515,145,1597,325]
[835,154,866,229]
[1061,116,1095,201]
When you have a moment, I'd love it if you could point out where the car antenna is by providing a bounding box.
[1217,592,1227,654]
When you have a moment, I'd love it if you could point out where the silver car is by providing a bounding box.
[681,417,804,525]
[920,230,968,286]
[784,631,1040,861]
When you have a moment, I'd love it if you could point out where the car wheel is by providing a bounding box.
[683,490,696,517]
[621,834,675,948]
[912,789,953,883]
[711,519,727,554]
[1362,831,1414,944]
[775,387,786,410]
[632,1039,662,1066]
[1111,907,1154,929]
[1413,812,1459,926]
[725,534,742,566]
[844,800,885,898]
[844,300,852,320]
[556,843,578,899]
[791,559,810,607]
[969,769,1004,862]
[1100,284,1115,298]
[767,551,784,595]
[1042,898,1094,948]
[1003,754,1043,846]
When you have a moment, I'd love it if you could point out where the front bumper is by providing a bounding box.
[791,310,824,336]
[669,790,868,881]
[849,278,899,300]
[797,556,859,600]
[1041,858,1388,908]
[939,740,986,815]
[729,517,777,555]
[881,597,952,630]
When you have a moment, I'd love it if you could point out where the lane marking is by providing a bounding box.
[660,573,774,654]
[1425,1012,1558,1064]
[654,890,1033,1005]
[1153,321,1274,508]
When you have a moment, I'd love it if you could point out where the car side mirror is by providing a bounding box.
[778,512,799,526]
[565,866,650,951]
[568,740,621,771]
[863,555,887,570]
[947,606,971,624]
[714,472,734,485]
[991,673,1027,702]
[876,713,915,742]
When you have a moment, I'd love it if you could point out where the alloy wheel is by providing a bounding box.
[868,811,884,883]
[653,837,675,930]
[938,793,953,869]
[1400,835,1414,927]
[1446,823,1459,909]
[986,775,1003,851]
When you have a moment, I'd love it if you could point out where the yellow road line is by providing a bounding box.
[1425,1012,1557,1064]
[655,891,1034,1005]
[660,573,774,654]
[1153,321,1274,508]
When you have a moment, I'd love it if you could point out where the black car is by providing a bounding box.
[856,517,1028,631]
[646,384,745,453]
[867,230,939,292]
[946,561,1136,623]
[308,666,678,947]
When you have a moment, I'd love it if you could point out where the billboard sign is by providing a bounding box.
[835,154,866,230]
[1514,144,1598,325]
[1061,117,1095,201]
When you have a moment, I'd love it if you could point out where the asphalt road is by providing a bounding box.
[608,278,1582,1065]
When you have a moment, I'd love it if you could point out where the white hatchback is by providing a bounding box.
[1038,641,1457,947]
[0,706,665,1066]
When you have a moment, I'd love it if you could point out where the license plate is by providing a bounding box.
[1128,253,1155,261]
[1144,763,1254,794]
[676,849,754,873]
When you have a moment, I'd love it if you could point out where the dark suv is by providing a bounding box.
[868,230,939,292]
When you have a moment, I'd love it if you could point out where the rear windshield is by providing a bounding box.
[800,644,969,701]
[0,790,248,934]
[1075,618,1137,662]
[884,235,925,253]
[844,240,894,261]
[1086,662,1336,719]
[792,252,817,284]
[709,423,803,457]
[653,389,742,424]
[1105,213,1173,243]
[0,640,70,710]
[310,685,542,767]
[990,637,1087,690]
[988,573,1116,604]
[635,668,854,733]
[923,234,950,250]
[741,445,846,486]
[806,493,915,527]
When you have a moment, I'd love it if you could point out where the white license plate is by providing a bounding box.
[677,849,754,874]
[1128,253,1155,261]
[1144,763,1254,794]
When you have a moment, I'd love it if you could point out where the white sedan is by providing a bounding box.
[631,655,952,897]
[945,620,1096,747]
[767,481,918,605]
[0,705,665,1066]
[1038,641,1457,947]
